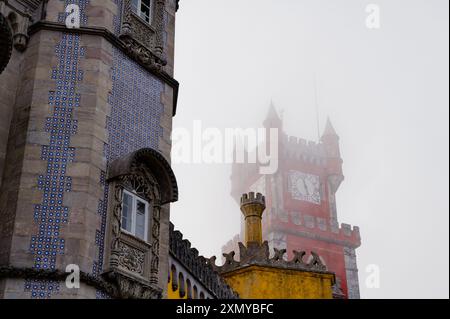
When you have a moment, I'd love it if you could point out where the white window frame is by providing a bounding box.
[121,189,150,242]
[132,0,154,25]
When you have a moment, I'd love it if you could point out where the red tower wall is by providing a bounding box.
[226,109,362,299]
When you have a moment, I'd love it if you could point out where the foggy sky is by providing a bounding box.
[170,0,449,298]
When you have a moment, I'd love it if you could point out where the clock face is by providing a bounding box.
[288,170,321,204]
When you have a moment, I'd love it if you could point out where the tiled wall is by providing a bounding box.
[93,0,166,297]
[25,0,89,299]
[16,0,168,299]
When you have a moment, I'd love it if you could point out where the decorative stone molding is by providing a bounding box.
[0,266,117,298]
[108,148,178,204]
[208,240,330,275]
[169,223,239,299]
[0,12,12,74]
[121,35,166,72]
[28,21,180,116]
[103,269,162,299]
[116,241,146,276]
[103,148,178,299]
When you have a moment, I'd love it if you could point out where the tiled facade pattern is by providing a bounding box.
[25,0,89,299]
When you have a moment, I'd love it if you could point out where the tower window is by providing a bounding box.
[121,189,150,241]
[132,0,153,24]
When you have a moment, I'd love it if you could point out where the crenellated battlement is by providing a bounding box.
[169,223,238,299]
[282,135,328,166]
[241,192,266,207]
[264,208,361,248]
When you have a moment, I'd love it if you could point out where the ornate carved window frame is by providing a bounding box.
[103,148,178,299]
[119,0,167,70]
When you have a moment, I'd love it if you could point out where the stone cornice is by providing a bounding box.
[28,21,180,116]
[0,265,163,299]
[0,266,117,297]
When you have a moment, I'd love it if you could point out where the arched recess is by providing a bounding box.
[193,285,198,299]
[186,279,192,299]
[178,272,186,298]
[170,264,178,291]
[108,148,178,204]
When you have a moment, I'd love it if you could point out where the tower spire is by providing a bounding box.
[322,117,338,138]
[264,100,282,129]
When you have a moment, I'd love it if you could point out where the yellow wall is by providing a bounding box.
[222,265,335,299]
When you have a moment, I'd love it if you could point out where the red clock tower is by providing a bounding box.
[225,104,361,299]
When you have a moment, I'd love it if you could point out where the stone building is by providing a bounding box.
[0,0,352,300]
[225,105,362,299]
[0,0,181,299]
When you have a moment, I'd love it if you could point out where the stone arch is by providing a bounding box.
[108,148,178,205]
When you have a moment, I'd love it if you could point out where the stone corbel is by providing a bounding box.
[0,0,36,52]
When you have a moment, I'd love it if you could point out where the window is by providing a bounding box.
[132,0,153,24]
[121,190,150,241]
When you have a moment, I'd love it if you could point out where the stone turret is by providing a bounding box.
[240,192,266,246]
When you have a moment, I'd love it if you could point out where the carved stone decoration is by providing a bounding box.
[153,0,165,55]
[104,148,179,299]
[0,12,12,74]
[117,242,145,275]
[209,242,330,275]
[103,270,162,299]
[119,0,168,69]
[271,248,287,263]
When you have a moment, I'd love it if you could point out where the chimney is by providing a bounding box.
[240,192,266,246]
